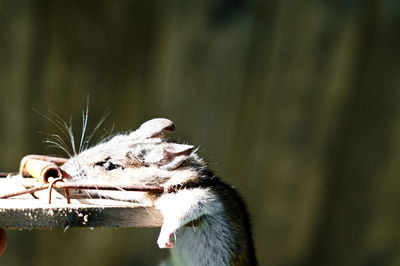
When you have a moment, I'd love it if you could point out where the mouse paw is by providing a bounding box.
[157,232,176,249]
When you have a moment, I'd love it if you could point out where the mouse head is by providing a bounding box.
[61,118,202,187]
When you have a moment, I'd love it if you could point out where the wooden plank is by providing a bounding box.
[0,199,162,229]
[0,177,163,229]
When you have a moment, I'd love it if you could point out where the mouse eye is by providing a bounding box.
[95,160,123,171]
[103,161,121,171]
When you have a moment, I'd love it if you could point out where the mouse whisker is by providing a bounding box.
[48,111,77,156]
[83,108,111,151]
[79,101,89,154]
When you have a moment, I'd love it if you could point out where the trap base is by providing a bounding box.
[0,177,162,229]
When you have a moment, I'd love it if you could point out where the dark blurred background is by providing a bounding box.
[1,0,400,265]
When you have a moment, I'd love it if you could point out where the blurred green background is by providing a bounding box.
[1,0,400,265]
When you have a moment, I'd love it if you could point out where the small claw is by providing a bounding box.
[157,233,176,249]
[164,240,176,248]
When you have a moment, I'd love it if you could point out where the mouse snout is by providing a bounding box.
[61,160,88,181]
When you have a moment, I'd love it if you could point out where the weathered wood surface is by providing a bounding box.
[0,177,162,229]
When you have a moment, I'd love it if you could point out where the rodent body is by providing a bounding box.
[60,118,257,265]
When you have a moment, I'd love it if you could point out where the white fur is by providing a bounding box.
[156,188,233,266]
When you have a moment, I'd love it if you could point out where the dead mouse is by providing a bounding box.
[60,118,257,266]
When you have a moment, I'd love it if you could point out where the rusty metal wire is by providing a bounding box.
[0,173,165,203]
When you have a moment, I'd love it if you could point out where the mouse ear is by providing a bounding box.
[164,143,193,156]
[132,118,175,139]
[160,143,194,170]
